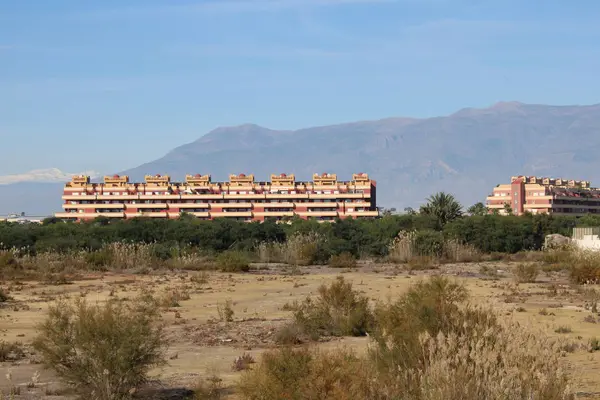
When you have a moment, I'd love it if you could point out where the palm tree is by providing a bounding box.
[467,202,488,216]
[420,192,463,229]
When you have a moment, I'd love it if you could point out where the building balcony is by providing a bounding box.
[254,211,295,217]
[223,193,266,199]
[304,202,339,208]
[55,212,77,219]
[62,195,97,201]
[96,212,125,218]
[172,202,210,208]
[96,195,139,200]
[296,211,339,217]
[138,194,178,200]
[135,212,168,218]
[343,210,379,217]
[129,203,168,209]
[486,203,507,209]
[180,194,224,200]
[63,203,125,209]
[342,201,371,208]
[216,202,253,209]
[262,202,296,208]
[211,211,253,218]
[265,193,310,199]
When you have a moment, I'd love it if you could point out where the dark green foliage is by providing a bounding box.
[420,192,463,230]
[217,250,251,272]
[0,210,593,264]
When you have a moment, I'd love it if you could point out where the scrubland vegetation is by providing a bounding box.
[2,194,600,399]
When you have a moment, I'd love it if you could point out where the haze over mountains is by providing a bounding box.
[3,102,600,215]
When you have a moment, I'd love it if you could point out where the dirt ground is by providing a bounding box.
[2,261,600,399]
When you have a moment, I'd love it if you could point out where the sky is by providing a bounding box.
[1,0,600,175]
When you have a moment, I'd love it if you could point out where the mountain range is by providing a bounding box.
[3,101,600,216]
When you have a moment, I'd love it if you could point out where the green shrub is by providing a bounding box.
[513,263,539,283]
[413,230,444,257]
[217,250,250,272]
[328,252,357,268]
[84,250,112,270]
[292,276,373,339]
[33,296,166,400]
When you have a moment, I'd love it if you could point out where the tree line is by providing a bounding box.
[1,192,598,257]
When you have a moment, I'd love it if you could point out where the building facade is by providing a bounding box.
[55,173,378,222]
[487,176,600,216]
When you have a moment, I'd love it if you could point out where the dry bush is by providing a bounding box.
[191,271,210,285]
[232,353,256,371]
[160,288,190,308]
[291,276,374,339]
[239,276,574,400]
[406,255,437,271]
[588,337,600,352]
[443,239,482,262]
[216,250,250,272]
[328,252,357,268]
[412,326,573,400]
[33,295,166,400]
[0,287,9,303]
[274,323,304,345]
[388,230,416,263]
[195,374,225,400]
[513,263,539,283]
[479,265,499,279]
[167,253,216,271]
[258,232,327,266]
[568,250,600,284]
[217,299,234,322]
[238,347,368,400]
[106,242,154,270]
[0,340,25,362]
[554,325,572,334]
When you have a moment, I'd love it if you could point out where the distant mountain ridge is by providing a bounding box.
[3,102,600,215]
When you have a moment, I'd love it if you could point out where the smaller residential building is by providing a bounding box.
[487,176,600,216]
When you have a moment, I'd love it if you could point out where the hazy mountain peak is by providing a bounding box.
[0,168,100,185]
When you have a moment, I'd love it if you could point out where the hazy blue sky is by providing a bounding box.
[1,0,599,174]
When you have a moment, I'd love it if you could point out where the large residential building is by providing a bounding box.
[55,173,378,222]
[487,176,600,216]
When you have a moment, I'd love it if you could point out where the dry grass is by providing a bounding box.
[257,232,326,266]
[328,252,358,269]
[513,263,539,283]
[287,276,374,340]
[239,276,574,400]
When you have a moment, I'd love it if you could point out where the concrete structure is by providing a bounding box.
[1,213,45,224]
[55,173,378,222]
[572,227,600,251]
[487,176,600,216]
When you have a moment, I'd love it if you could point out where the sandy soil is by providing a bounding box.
[1,262,600,399]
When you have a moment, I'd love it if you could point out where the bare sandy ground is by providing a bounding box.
[1,262,600,399]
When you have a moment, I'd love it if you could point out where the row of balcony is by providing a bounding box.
[55,210,380,219]
[63,201,372,210]
[62,192,371,201]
